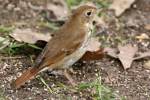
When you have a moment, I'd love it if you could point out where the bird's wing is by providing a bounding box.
[34,31,86,69]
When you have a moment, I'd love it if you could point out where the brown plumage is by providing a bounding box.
[12,5,97,89]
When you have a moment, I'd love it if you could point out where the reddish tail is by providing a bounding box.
[12,67,40,89]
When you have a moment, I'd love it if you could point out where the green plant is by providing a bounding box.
[66,0,83,8]
[1,40,42,55]
[66,0,110,9]
[93,0,110,9]
[0,26,13,34]
[77,77,116,100]
[38,77,53,94]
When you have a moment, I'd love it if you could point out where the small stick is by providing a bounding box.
[0,56,26,60]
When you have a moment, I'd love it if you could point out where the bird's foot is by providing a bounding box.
[63,69,76,86]
[46,68,77,86]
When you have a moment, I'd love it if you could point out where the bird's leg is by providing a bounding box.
[68,67,76,74]
[63,69,76,86]
[46,68,76,86]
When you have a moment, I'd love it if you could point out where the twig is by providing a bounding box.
[0,56,27,60]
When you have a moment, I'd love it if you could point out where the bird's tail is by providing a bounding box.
[12,67,41,89]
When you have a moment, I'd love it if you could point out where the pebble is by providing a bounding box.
[14,7,21,12]
[6,4,15,11]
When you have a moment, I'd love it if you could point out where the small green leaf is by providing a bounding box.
[38,77,53,94]
[27,44,42,50]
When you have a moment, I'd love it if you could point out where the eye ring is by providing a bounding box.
[85,11,92,16]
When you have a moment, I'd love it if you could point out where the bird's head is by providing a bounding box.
[71,5,97,26]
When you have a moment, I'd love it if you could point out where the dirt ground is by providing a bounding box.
[0,0,150,100]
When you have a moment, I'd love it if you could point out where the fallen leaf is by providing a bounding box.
[10,28,51,44]
[46,0,68,20]
[80,49,104,61]
[86,38,101,51]
[109,0,135,16]
[104,47,118,58]
[118,44,138,69]
[104,44,150,69]
[28,0,68,21]
[105,44,138,69]
[80,37,104,61]
[134,51,150,60]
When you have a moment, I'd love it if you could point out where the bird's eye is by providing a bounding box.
[85,11,92,16]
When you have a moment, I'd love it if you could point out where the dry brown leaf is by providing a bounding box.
[106,45,138,69]
[134,51,150,60]
[104,47,118,58]
[80,49,104,61]
[105,44,138,69]
[28,0,68,21]
[45,0,68,20]
[10,28,51,44]
[86,38,101,51]
[80,37,104,61]
[106,44,150,69]
[109,0,135,16]
[118,44,138,69]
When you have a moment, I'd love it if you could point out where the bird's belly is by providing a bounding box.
[62,46,87,68]
[54,40,88,69]
[46,31,91,70]
[60,33,91,68]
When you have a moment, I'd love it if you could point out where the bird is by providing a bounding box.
[12,5,97,89]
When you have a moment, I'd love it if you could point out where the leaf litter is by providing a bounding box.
[105,44,150,69]
[80,38,104,61]
[118,44,138,69]
[28,0,69,21]
[109,0,136,16]
[10,28,51,44]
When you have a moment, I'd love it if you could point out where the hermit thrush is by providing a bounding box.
[12,5,97,88]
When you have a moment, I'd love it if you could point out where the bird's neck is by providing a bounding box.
[66,17,88,31]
